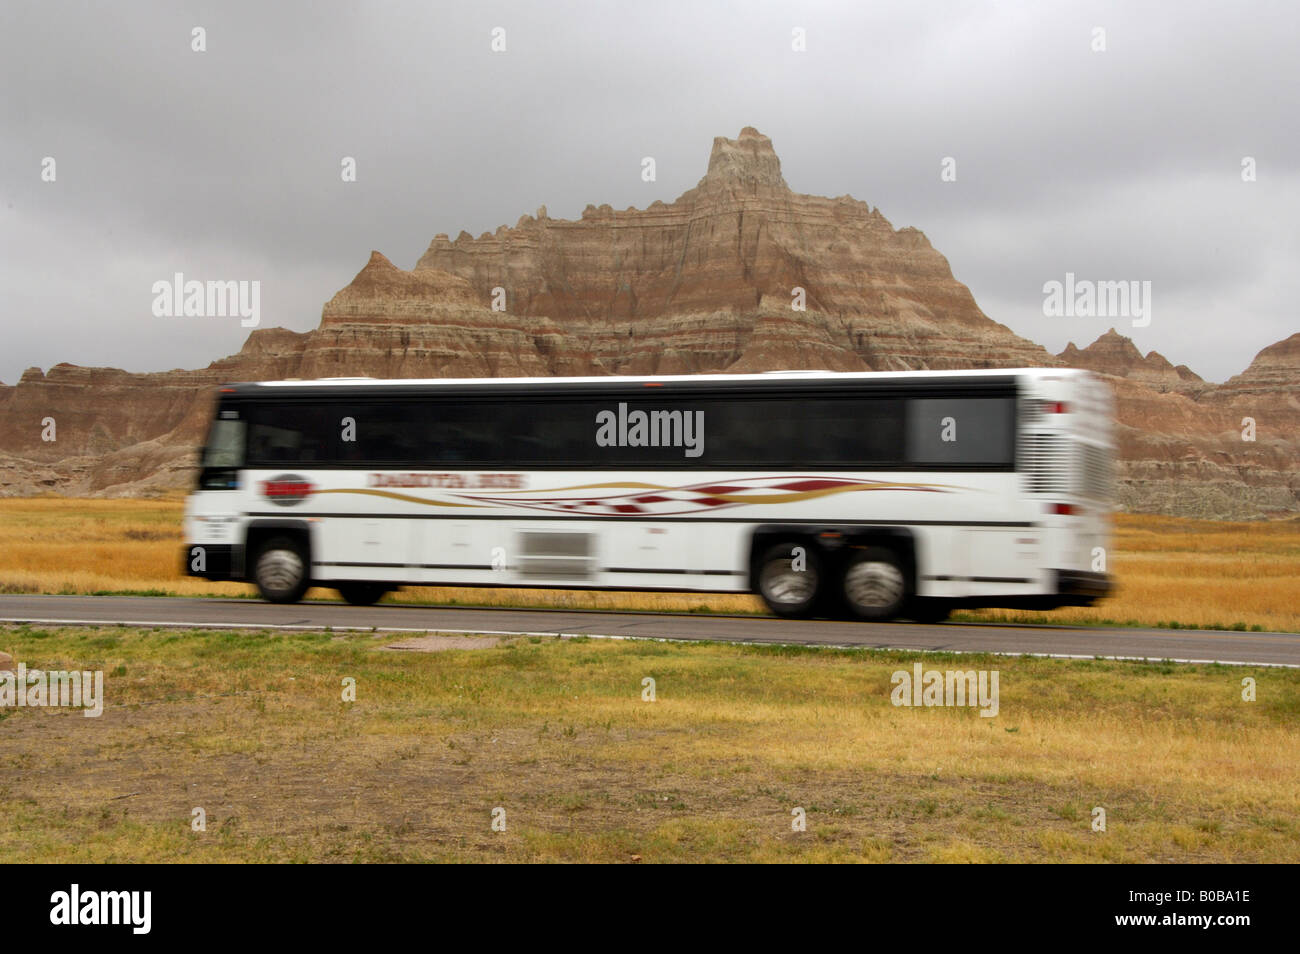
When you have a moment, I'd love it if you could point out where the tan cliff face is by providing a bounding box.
[1058,330,1300,519]
[406,126,1053,373]
[0,128,1295,518]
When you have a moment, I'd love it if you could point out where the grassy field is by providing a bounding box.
[0,496,1298,632]
[1,624,1296,863]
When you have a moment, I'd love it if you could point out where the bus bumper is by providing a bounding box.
[1053,569,1113,605]
[182,544,243,582]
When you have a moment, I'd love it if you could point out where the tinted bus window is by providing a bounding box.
[703,397,905,467]
[247,404,333,466]
[242,389,1016,470]
[426,402,499,465]
[338,402,431,465]
[906,397,1014,467]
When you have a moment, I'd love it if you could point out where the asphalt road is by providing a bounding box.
[2,594,1298,666]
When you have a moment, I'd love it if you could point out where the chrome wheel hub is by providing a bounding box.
[844,561,905,609]
[258,549,304,593]
[760,559,818,606]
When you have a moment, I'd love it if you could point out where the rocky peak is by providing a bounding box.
[694,126,790,192]
[226,327,310,359]
[1215,332,1300,398]
[1060,328,1205,395]
[1062,327,1142,365]
[326,251,478,313]
[408,125,1034,348]
[1,128,1297,519]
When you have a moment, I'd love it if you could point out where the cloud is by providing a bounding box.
[2,0,1296,384]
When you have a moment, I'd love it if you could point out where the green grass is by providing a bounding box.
[1,624,1297,862]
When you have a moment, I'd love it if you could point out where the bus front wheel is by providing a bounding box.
[336,583,388,606]
[757,542,823,618]
[841,547,907,621]
[253,536,310,604]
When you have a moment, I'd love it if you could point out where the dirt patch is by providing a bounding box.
[0,697,1150,863]
[381,635,503,652]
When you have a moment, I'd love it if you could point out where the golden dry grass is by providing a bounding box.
[966,514,1300,632]
[1,626,1296,862]
[0,496,1297,631]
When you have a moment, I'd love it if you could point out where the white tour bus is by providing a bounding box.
[183,369,1114,622]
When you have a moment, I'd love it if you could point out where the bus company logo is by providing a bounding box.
[260,474,314,506]
[595,403,704,458]
[367,472,526,490]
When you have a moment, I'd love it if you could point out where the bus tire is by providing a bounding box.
[253,535,310,604]
[336,583,388,606]
[757,542,823,618]
[841,546,907,621]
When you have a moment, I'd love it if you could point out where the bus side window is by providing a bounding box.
[247,405,332,467]
[906,397,1014,467]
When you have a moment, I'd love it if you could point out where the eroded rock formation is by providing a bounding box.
[0,128,1295,517]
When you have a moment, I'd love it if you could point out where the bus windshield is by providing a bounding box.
[201,416,245,470]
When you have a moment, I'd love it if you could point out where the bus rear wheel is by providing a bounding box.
[253,536,310,604]
[336,583,389,606]
[841,547,907,621]
[757,542,823,618]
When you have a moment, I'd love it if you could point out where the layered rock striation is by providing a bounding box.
[1057,331,1300,519]
[0,128,1295,517]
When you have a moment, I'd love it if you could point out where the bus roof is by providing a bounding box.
[224,368,1089,391]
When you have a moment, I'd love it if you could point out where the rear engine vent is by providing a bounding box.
[1078,442,1115,501]
[1020,433,1070,494]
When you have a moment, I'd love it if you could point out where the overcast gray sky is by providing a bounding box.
[2,0,1296,385]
